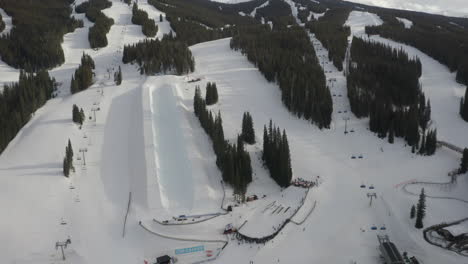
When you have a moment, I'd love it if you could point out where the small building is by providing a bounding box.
[377,235,404,264]
[156,255,172,264]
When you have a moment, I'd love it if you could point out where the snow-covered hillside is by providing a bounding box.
[0,0,468,263]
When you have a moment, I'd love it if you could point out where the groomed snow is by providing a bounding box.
[144,75,223,218]
[396,17,413,29]
[0,7,12,36]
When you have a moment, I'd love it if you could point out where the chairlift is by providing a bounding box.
[358,155,363,159]
[360,184,366,188]
[338,111,342,113]
[371,226,377,230]
[380,226,386,230]
[338,94,342,97]
[344,110,348,113]
[60,219,67,225]
[69,185,75,190]
[350,129,355,133]
[351,156,356,159]
[77,157,81,161]
[369,185,375,190]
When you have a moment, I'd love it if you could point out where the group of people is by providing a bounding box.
[235,220,289,244]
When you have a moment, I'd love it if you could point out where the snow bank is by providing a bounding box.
[345,11,383,37]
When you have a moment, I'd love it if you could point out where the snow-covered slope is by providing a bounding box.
[1,1,468,263]
[189,36,467,264]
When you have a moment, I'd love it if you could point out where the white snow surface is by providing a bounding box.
[1,1,468,264]
[345,11,383,36]
[0,7,12,36]
[396,17,414,28]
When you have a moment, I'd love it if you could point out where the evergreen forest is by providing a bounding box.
[75,0,114,49]
[262,120,293,187]
[0,71,56,154]
[194,87,252,199]
[122,34,194,75]
[347,37,436,155]
[70,53,95,94]
[0,0,83,71]
[231,25,332,129]
[305,8,351,71]
[132,3,158,38]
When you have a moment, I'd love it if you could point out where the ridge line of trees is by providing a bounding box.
[194,86,252,201]
[365,10,468,86]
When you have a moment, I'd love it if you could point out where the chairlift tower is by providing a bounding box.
[91,107,99,123]
[55,238,71,260]
[79,148,88,166]
[367,192,377,206]
[343,117,350,134]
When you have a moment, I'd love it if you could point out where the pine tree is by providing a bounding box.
[80,108,85,124]
[242,112,255,144]
[205,82,218,105]
[63,139,74,177]
[262,120,292,187]
[160,14,163,22]
[415,188,426,229]
[460,148,468,173]
[114,66,122,85]
[410,204,416,219]
[72,104,80,124]
[461,87,468,122]
[63,156,70,177]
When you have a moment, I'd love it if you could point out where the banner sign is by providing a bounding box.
[175,245,205,255]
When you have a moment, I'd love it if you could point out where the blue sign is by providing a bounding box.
[175,245,205,255]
